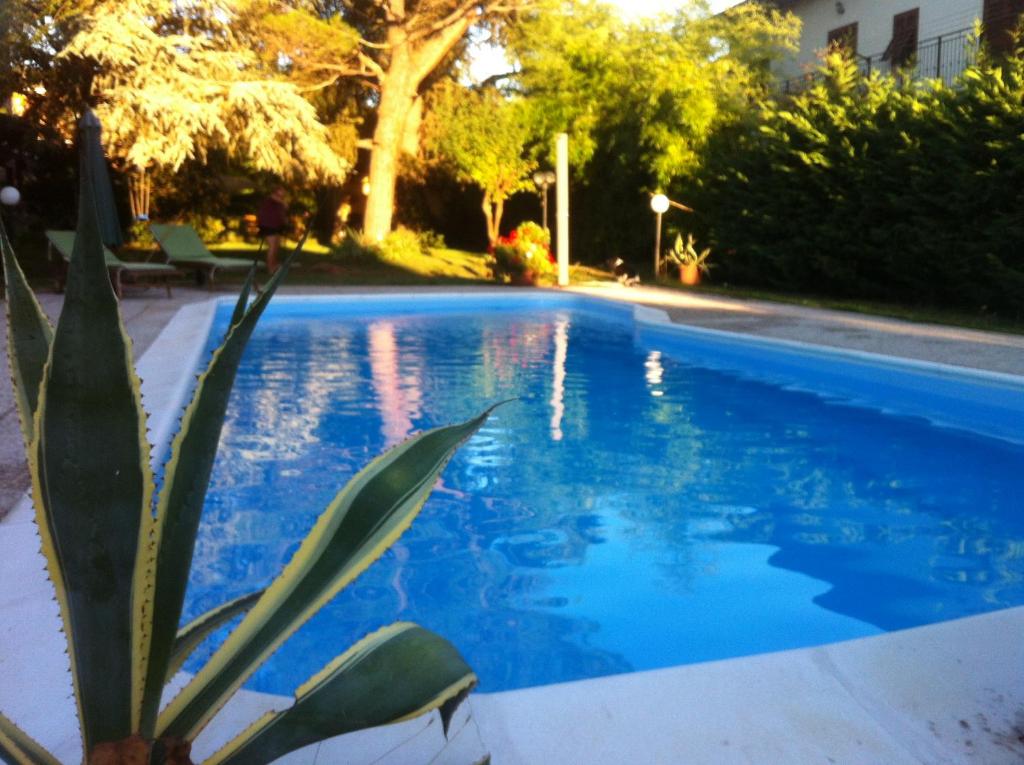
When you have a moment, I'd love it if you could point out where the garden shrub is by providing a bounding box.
[686,48,1024,317]
[488,221,556,284]
[332,226,444,263]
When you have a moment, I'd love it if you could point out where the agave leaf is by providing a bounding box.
[227,263,257,334]
[157,405,498,740]
[137,237,305,736]
[1,215,53,451]
[205,622,476,765]
[30,126,152,751]
[0,713,61,765]
[166,590,265,682]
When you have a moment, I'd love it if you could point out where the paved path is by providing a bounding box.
[2,283,1022,519]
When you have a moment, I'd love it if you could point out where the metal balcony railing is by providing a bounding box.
[779,26,979,94]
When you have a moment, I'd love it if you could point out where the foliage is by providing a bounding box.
[61,0,351,183]
[333,0,534,240]
[488,221,556,284]
[423,82,537,244]
[506,0,799,265]
[333,226,442,262]
[666,233,711,272]
[0,0,97,137]
[687,48,1024,316]
[0,131,490,764]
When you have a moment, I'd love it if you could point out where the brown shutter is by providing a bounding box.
[983,0,1024,55]
[886,9,920,66]
[827,22,859,55]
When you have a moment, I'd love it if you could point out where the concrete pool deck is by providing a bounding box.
[1,283,1022,763]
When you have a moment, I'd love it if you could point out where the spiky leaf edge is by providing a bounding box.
[0,712,61,765]
[157,404,501,740]
[30,139,153,750]
[205,622,477,765]
[136,238,305,736]
[165,590,264,682]
[1,215,53,452]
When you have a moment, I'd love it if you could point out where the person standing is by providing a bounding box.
[257,186,288,273]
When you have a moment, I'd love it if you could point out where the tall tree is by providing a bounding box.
[61,0,353,218]
[505,0,799,263]
[310,0,530,241]
[422,82,536,244]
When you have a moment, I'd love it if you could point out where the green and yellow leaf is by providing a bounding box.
[0,712,61,765]
[205,623,476,765]
[227,263,257,333]
[157,405,498,740]
[166,590,265,681]
[137,239,305,737]
[1,215,53,451]
[29,121,152,752]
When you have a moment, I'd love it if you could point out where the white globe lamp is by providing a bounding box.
[650,194,669,214]
[650,194,670,276]
[0,186,20,206]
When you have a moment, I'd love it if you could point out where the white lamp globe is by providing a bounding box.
[0,186,20,206]
[650,194,669,214]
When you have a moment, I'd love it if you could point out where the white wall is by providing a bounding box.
[776,0,984,78]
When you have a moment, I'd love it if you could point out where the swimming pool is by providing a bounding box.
[181,293,1024,695]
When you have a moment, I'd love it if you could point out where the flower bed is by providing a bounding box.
[488,222,556,286]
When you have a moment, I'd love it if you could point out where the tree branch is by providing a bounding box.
[357,50,386,80]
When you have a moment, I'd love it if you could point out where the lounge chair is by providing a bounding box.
[46,230,180,298]
[149,223,255,287]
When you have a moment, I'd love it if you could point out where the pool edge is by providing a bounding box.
[2,288,1022,764]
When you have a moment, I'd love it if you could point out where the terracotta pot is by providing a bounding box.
[510,273,536,287]
[680,263,700,286]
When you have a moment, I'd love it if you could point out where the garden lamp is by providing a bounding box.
[533,170,556,233]
[650,193,670,276]
[0,186,20,206]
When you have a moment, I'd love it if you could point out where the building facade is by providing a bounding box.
[771,0,1024,86]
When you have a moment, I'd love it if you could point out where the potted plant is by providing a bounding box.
[666,233,712,286]
[488,221,556,286]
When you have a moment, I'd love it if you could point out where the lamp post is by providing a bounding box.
[532,170,556,233]
[650,193,669,277]
[1,186,19,290]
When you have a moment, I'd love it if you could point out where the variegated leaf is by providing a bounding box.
[157,405,498,740]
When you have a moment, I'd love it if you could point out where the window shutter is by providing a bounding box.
[983,0,1024,55]
[885,8,920,67]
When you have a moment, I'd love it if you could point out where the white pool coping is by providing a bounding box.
[2,291,1022,763]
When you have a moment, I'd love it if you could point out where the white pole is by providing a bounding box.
[556,133,569,287]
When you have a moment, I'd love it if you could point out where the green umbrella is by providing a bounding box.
[80,109,124,249]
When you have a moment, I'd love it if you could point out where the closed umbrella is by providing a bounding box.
[80,109,124,249]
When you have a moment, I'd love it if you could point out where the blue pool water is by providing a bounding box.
[182,295,1024,695]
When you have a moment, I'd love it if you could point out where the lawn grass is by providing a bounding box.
[207,239,610,287]
[13,227,1020,336]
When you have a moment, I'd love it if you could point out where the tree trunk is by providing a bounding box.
[363,45,418,242]
[400,94,424,158]
[361,17,474,241]
[482,191,495,245]
[312,184,345,245]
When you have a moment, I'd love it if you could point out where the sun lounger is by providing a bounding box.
[149,223,255,287]
[46,230,180,298]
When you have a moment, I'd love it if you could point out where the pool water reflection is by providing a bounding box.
[182,299,1024,694]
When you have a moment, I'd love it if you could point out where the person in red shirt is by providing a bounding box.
[257,186,288,273]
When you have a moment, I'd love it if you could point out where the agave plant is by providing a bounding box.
[666,233,712,273]
[1,121,492,765]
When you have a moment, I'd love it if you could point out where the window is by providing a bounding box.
[885,9,920,67]
[983,0,1024,55]
[827,22,859,56]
